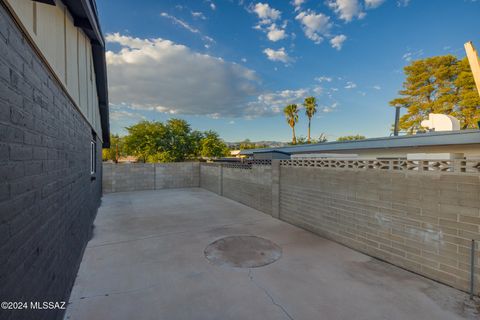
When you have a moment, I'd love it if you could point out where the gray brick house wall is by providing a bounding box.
[0,3,103,320]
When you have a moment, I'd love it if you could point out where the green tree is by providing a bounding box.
[123,121,168,162]
[102,134,125,162]
[162,119,199,162]
[200,131,229,158]
[284,104,299,144]
[337,134,365,141]
[390,55,480,132]
[303,96,317,143]
[123,119,207,162]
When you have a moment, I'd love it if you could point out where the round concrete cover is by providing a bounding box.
[204,236,282,268]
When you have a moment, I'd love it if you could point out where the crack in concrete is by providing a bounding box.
[87,217,270,249]
[248,269,294,320]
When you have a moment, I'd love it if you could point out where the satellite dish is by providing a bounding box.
[420,114,460,131]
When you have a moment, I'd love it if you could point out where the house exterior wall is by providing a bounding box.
[0,2,103,319]
[3,0,103,140]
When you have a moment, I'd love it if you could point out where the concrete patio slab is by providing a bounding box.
[65,188,479,320]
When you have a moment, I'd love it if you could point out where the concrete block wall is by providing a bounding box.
[199,163,273,215]
[103,162,200,193]
[199,163,222,194]
[0,3,103,320]
[155,162,199,189]
[222,166,272,215]
[279,166,480,294]
[103,163,154,193]
[102,160,479,294]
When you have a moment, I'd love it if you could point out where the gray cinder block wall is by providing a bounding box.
[198,161,479,294]
[103,162,200,193]
[199,163,273,215]
[222,165,272,215]
[279,166,480,295]
[101,161,480,295]
[0,4,102,320]
[199,163,222,194]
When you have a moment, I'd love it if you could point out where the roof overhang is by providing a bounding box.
[240,130,480,155]
[252,150,291,155]
[32,0,110,147]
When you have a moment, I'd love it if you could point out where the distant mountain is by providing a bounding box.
[226,141,288,149]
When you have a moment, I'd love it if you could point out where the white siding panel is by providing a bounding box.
[65,10,79,105]
[87,48,93,122]
[5,0,103,137]
[5,0,34,35]
[77,30,88,117]
[36,2,66,84]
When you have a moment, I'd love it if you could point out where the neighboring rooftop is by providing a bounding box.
[240,130,480,156]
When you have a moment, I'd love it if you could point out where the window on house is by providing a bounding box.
[90,136,96,176]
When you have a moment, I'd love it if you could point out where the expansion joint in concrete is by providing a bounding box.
[247,269,294,320]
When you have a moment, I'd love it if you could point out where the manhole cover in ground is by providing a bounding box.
[204,235,282,268]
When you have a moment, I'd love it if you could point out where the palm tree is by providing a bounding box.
[303,96,317,143]
[284,104,299,144]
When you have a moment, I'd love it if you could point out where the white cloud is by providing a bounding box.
[267,24,287,41]
[160,12,214,43]
[244,84,341,117]
[330,34,347,50]
[207,0,216,10]
[252,2,281,24]
[292,0,306,11]
[315,76,332,82]
[106,33,260,118]
[110,109,147,121]
[322,102,338,113]
[327,0,365,22]
[373,85,381,90]
[295,10,331,44]
[313,86,323,94]
[244,89,309,117]
[263,48,291,63]
[241,57,247,62]
[344,81,357,89]
[365,0,385,8]
[397,0,411,7]
[191,11,206,20]
[402,48,423,62]
[250,3,286,42]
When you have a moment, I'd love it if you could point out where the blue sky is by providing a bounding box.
[98,0,480,142]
